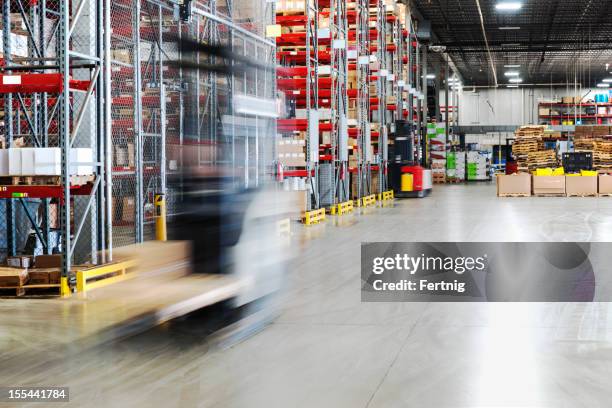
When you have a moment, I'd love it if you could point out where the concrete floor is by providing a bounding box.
[8,183,612,407]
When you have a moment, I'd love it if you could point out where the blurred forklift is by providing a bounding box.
[388,120,433,198]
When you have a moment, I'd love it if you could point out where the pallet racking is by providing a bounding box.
[275,0,419,215]
[0,0,276,294]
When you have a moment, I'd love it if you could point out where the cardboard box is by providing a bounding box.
[28,269,50,284]
[70,148,94,176]
[277,137,305,154]
[0,268,28,287]
[29,268,61,284]
[114,143,135,168]
[539,108,550,116]
[34,254,62,269]
[278,152,306,167]
[39,202,60,229]
[111,49,132,65]
[497,174,532,196]
[34,148,61,175]
[532,176,565,195]
[575,125,593,137]
[111,241,192,275]
[599,175,612,194]
[566,176,597,196]
[8,148,22,175]
[0,149,8,176]
[7,256,33,269]
[123,197,136,222]
[114,145,129,167]
[593,125,611,137]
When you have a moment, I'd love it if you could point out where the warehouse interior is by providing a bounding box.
[1,0,612,406]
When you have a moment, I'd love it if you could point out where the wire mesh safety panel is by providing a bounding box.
[1,0,104,270]
[0,0,276,266]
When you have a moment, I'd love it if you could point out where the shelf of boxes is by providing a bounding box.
[466,151,490,181]
[276,0,414,208]
[539,95,612,126]
[427,123,447,183]
[275,0,322,210]
[446,151,466,182]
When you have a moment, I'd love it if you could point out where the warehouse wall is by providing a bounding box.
[453,87,605,126]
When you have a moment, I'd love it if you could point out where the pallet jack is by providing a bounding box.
[388,120,433,198]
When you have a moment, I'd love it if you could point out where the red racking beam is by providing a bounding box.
[277,50,332,63]
[276,32,331,46]
[348,29,378,41]
[278,119,333,132]
[0,73,90,94]
[277,66,309,76]
[283,170,313,177]
[286,89,333,98]
[0,184,93,201]
[275,15,308,26]
[370,44,397,53]
[277,77,333,90]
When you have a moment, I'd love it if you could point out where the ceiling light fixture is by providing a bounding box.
[597,83,610,88]
[509,78,523,83]
[507,85,519,88]
[504,71,520,77]
[499,26,521,30]
[426,74,436,79]
[504,64,521,68]
[495,2,523,11]
[602,78,612,83]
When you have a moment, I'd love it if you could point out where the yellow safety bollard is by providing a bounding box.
[155,193,167,241]
[60,276,71,297]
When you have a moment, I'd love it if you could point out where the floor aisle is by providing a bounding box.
[200,183,612,408]
[8,183,612,407]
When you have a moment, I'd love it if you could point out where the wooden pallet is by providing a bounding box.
[0,174,94,186]
[534,193,565,197]
[498,193,530,197]
[598,193,612,197]
[567,194,598,198]
[276,10,308,16]
[0,284,61,298]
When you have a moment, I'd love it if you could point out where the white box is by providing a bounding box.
[318,108,332,120]
[0,150,8,176]
[20,148,36,175]
[70,148,94,175]
[8,148,22,175]
[34,148,61,175]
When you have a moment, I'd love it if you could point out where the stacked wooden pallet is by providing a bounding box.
[526,149,557,170]
[574,138,595,152]
[513,125,545,170]
[593,141,612,171]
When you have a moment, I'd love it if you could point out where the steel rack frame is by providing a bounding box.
[355,0,371,200]
[329,0,349,205]
[1,0,108,289]
[374,0,388,194]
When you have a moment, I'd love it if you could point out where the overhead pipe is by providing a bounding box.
[474,0,498,87]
